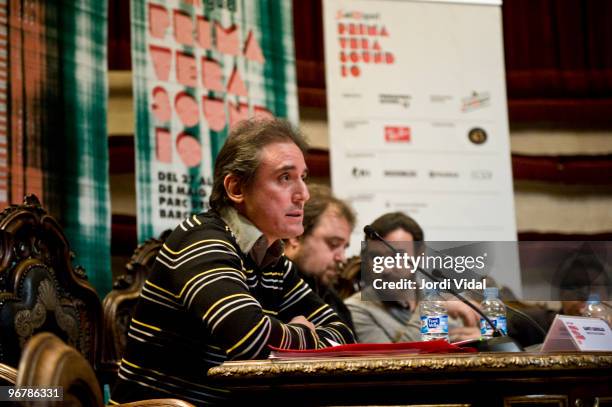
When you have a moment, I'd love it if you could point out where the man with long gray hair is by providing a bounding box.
[112,119,355,405]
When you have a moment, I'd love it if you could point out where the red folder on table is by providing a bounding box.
[269,340,475,359]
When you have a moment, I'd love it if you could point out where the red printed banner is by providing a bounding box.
[132,0,298,240]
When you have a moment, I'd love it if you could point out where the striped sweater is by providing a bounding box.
[111,210,355,405]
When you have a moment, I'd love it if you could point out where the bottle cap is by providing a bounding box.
[484,287,499,299]
[422,287,438,297]
[587,293,600,304]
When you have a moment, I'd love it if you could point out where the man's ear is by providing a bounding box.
[224,174,244,205]
[284,237,301,257]
[286,237,301,250]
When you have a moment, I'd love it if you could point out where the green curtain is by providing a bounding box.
[0,0,111,297]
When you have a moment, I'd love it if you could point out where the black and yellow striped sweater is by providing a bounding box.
[111,210,355,405]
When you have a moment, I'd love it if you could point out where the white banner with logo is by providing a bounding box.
[323,0,520,292]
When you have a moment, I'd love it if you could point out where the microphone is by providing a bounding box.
[436,271,547,342]
[363,225,524,352]
[429,253,546,341]
[363,225,502,336]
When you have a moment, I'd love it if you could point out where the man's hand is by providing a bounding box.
[445,300,481,327]
[289,315,316,334]
[449,326,482,342]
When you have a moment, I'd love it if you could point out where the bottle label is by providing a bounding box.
[421,315,449,335]
[480,316,507,336]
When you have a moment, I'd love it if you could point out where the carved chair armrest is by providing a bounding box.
[0,363,17,384]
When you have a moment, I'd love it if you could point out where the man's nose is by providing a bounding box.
[334,248,346,263]
[294,178,309,202]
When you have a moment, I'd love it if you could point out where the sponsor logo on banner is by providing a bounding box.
[348,193,375,203]
[352,167,371,178]
[430,94,453,104]
[384,170,417,178]
[379,94,411,108]
[429,170,459,178]
[343,119,369,130]
[346,151,375,158]
[385,126,411,142]
[342,92,364,100]
[336,9,396,78]
[471,170,493,180]
[468,127,488,145]
[431,121,455,128]
[461,91,490,112]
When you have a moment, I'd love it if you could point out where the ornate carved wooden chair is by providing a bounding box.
[0,195,103,371]
[17,332,195,407]
[102,230,170,372]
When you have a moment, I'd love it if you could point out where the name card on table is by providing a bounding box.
[541,315,612,352]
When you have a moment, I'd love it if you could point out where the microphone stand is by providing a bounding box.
[450,278,547,342]
[363,226,524,352]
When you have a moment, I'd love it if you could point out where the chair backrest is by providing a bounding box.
[17,332,103,406]
[0,195,102,369]
[102,231,169,368]
[17,332,195,407]
[335,256,363,300]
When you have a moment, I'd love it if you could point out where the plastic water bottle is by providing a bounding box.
[420,289,449,342]
[480,287,507,338]
[583,293,611,327]
[103,384,111,405]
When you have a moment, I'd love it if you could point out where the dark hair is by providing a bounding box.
[209,119,308,211]
[301,184,356,237]
[367,212,424,241]
[554,251,610,301]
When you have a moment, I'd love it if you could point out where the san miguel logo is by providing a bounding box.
[468,127,487,145]
[384,126,411,142]
[352,167,371,178]
[461,91,490,112]
[335,9,395,78]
